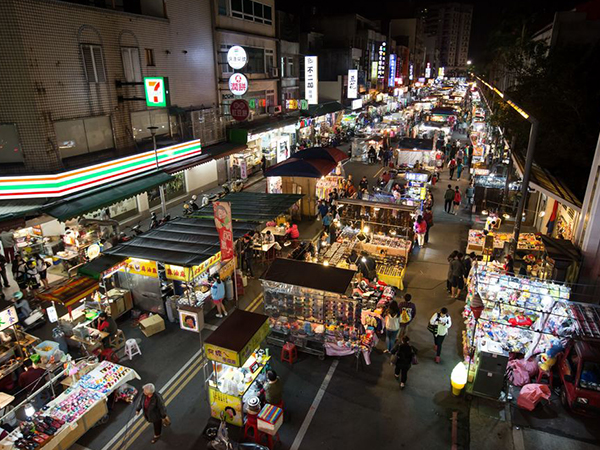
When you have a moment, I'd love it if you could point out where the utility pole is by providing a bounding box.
[149,126,167,216]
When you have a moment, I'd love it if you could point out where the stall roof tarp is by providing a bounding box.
[291,147,348,164]
[104,217,256,267]
[303,101,345,118]
[338,198,419,213]
[78,254,128,280]
[397,138,434,151]
[430,107,458,116]
[264,158,337,178]
[192,192,303,222]
[205,309,268,352]
[0,199,49,222]
[43,171,174,221]
[261,258,355,294]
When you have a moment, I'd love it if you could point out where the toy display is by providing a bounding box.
[78,361,135,395]
[467,229,545,253]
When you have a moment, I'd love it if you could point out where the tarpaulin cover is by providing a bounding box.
[261,258,355,294]
[104,217,256,267]
[397,138,434,151]
[192,192,303,222]
[291,147,348,164]
[44,172,174,222]
[78,254,127,280]
[205,309,268,352]
[265,158,337,178]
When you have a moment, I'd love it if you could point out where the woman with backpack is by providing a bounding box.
[448,158,457,180]
[384,300,400,353]
[391,336,416,389]
[453,186,462,215]
[429,308,452,363]
[413,215,427,247]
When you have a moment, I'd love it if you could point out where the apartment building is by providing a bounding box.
[424,2,472,70]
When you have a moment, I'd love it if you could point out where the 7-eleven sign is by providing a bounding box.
[144,76,169,107]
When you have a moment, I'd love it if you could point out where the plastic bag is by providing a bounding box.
[517,383,551,411]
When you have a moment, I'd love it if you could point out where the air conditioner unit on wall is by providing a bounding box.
[268,105,282,114]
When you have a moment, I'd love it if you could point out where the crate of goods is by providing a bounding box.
[257,404,283,434]
[34,341,60,363]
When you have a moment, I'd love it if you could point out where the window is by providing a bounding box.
[265,49,275,75]
[218,0,227,15]
[55,116,114,158]
[130,109,169,141]
[0,124,24,163]
[121,47,142,82]
[145,48,155,67]
[230,0,272,25]
[219,44,233,76]
[246,47,265,73]
[81,44,106,83]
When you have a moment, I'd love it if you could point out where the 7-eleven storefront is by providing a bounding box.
[0,139,223,273]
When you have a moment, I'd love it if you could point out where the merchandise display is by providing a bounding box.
[316,175,345,200]
[467,230,545,254]
[77,361,137,395]
[46,387,104,423]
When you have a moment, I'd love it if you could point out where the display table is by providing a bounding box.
[377,266,407,290]
[466,230,545,255]
[262,226,287,237]
[37,276,98,307]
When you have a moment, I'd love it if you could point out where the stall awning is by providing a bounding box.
[264,158,337,178]
[163,141,248,174]
[104,217,256,267]
[303,101,345,118]
[261,258,355,294]
[37,276,99,306]
[77,254,128,280]
[228,116,300,145]
[192,192,303,222]
[0,199,50,230]
[397,138,434,151]
[43,172,174,221]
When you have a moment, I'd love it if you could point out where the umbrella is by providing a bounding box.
[292,147,348,164]
[265,158,337,178]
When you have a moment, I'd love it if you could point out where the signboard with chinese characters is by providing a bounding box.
[304,56,318,104]
[378,42,387,80]
[371,61,378,81]
[285,99,298,110]
[409,64,414,81]
[213,202,234,261]
[205,343,239,366]
[438,67,445,78]
[227,45,247,70]
[209,387,243,427]
[425,62,432,79]
[351,99,363,110]
[388,54,397,87]
[347,69,358,98]
[228,73,248,96]
[230,99,249,121]
[300,99,309,110]
[0,306,18,331]
[144,77,169,107]
[127,258,158,278]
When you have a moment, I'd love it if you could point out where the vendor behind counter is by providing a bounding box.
[95,312,117,338]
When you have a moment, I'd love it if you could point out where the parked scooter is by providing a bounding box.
[149,212,159,229]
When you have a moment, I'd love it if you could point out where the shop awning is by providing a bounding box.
[303,101,345,118]
[104,217,256,267]
[228,115,300,145]
[397,138,434,151]
[192,192,304,222]
[43,171,174,221]
[77,254,128,280]
[37,276,99,306]
[163,141,248,174]
[264,158,337,178]
[261,258,355,294]
[511,152,582,210]
[0,199,50,230]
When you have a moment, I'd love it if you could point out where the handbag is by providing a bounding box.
[162,416,171,427]
[427,314,438,334]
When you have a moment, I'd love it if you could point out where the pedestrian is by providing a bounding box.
[378,147,385,164]
[359,176,369,192]
[210,275,228,318]
[463,252,476,279]
[444,185,455,213]
[456,147,464,164]
[322,211,333,231]
[423,208,434,244]
[398,293,416,338]
[0,254,9,288]
[413,215,427,247]
[24,260,39,293]
[261,156,267,176]
[446,251,457,293]
[0,231,15,264]
[450,252,465,298]
[504,254,515,276]
[368,146,376,164]
[465,182,474,209]
[384,300,400,353]
[34,254,49,290]
[317,200,329,221]
[242,235,254,277]
[357,251,377,281]
[136,383,169,444]
[453,186,462,215]
[391,336,416,389]
[383,148,391,167]
[448,158,457,180]
[429,308,452,363]
[456,161,464,180]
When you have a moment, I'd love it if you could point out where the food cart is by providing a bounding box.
[205,309,270,427]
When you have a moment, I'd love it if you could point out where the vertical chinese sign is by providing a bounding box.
[213,202,234,261]
[305,56,318,105]
[347,69,358,98]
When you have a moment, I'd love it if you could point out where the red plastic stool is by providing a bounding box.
[258,431,281,449]
[536,369,553,389]
[243,414,260,443]
[281,343,297,365]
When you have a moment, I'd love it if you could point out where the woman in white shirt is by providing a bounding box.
[384,301,401,353]
[429,307,452,363]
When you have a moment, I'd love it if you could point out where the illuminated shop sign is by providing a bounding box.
[378,42,387,80]
[0,140,202,199]
[388,54,397,87]
[144,77,169,107]
[305,56,318,105]
[348,69,358,98]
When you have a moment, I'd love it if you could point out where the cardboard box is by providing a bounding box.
[139,315,165,337]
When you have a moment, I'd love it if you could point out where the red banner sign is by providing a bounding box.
[213,201,234,261]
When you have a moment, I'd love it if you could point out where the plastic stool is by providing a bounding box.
[124,339,142,360]
[536,369,553,389]
[258,431,281,449]
[281,343,297,365]
[243,414,260,443]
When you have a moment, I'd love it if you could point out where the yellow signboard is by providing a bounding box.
[126,258,158,278]
[205,343,239,366]
[219,258,236,280]
[165,253,222,281]
[238,320,270,366]
[191,252,221,279]
[209,387,243,427]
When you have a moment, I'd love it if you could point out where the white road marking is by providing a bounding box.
[290,359,339,450]
[99,347,204,450]
[204,324,217,330]
[71,445,94,450]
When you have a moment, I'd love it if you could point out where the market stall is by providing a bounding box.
[395,138,436,168]
[205,309,270,427]
[0,361,139,450]
[466,230,545,256]
[0,306,40,386]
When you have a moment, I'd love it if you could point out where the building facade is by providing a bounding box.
[0,0,220,175]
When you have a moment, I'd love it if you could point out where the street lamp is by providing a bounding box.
[467,60,472,66]
[148,126,167,216]
[476,77,538,257]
